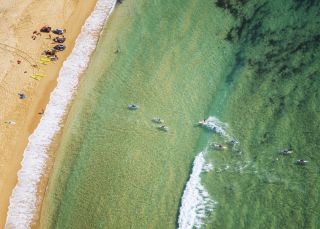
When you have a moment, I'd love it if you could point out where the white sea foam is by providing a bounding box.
[202,116,230,139]
[178,150,216,229]
[5,0,117,228]
[178,117,241,228]
[202,116,240,151]
[203,162,214,172]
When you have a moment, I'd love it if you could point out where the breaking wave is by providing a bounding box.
[178,116,237,228]
[178,150,216,229]
[5,0,117,228]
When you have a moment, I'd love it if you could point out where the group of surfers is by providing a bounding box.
[199,119,308,165]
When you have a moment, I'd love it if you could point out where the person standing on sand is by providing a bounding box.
[38,109,44,115]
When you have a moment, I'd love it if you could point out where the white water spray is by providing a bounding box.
[5,1,117,228]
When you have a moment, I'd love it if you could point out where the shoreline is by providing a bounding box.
[0,0,98,227]
[5,0,117,228]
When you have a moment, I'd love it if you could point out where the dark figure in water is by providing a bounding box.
[280,149,293,155]
[296,159,308,165]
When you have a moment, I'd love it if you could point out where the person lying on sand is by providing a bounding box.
[4,120,16,125]
[18,92,26,99]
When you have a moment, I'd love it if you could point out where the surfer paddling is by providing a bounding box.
[198,119,207,126]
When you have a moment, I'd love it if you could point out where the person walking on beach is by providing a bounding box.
[38,109,44,115]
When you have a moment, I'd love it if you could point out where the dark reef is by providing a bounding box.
[215,0,320,100]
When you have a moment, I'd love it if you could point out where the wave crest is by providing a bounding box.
[178,150,216,229]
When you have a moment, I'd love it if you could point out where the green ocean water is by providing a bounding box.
[40,0,320,228]
[202,1,320,228]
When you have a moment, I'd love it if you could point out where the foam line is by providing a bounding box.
[178,150,216,229]
[5,0,117,228]
[178,116,238,228]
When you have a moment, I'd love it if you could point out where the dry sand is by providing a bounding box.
[0,0,97,227]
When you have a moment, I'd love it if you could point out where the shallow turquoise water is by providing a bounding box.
[40,0,320,228]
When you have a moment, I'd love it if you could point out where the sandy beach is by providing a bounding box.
[0,0,97,227]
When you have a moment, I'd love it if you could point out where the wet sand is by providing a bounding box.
[0,0,97,227]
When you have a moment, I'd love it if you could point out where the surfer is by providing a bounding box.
[198,119,207,126]
[128,104,139,110]
[280,149,293,155]
[211,143,227,150]
[158,125,169,131]
[296,159,308,165]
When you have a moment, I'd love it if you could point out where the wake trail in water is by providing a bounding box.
[5,1,116,228]
[201,116,234,141]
